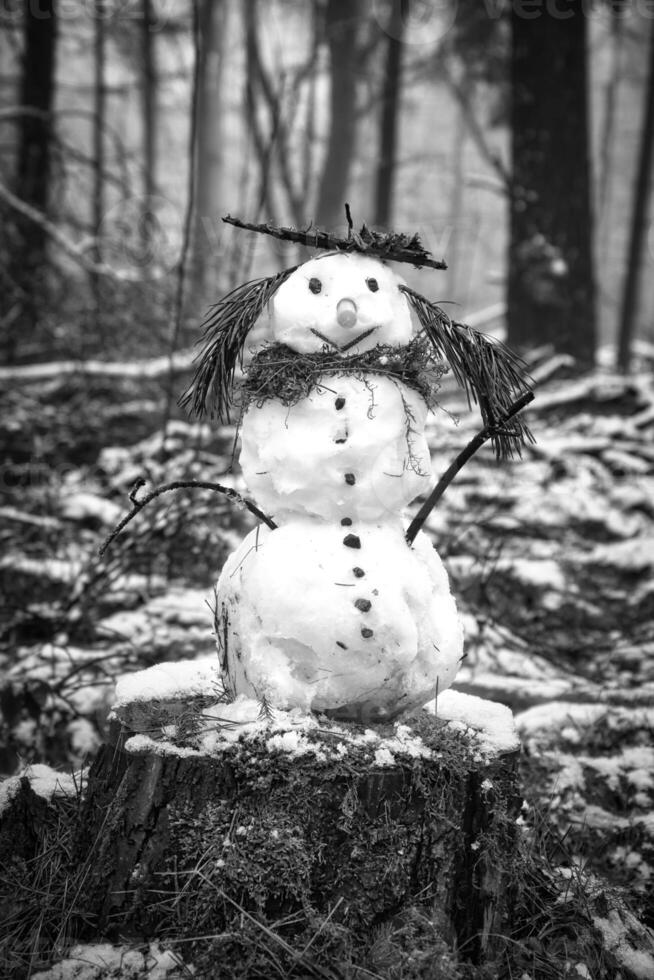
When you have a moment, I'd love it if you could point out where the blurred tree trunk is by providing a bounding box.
[315,0,361,230]
[597,8,623,323]
[15,0,56,234]
[191,0,240,302]
[141,0,157,202]
[243,0,280,223]
[91,2,106,335]
[374,0,405,229]
[244,0,305,228]
[508,1,596,364]
[617,14,654,372]
[597,10,623,223]
[446,91,466,302]
[5,0,57,360]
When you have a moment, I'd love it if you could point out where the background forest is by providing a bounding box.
[1,1,654,978]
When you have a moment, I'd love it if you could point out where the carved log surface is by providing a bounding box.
[77,711,521,971]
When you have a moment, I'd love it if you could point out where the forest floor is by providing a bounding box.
[1,346,654,978]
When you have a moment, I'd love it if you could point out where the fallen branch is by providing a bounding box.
[0,350,195,383]
[99,478,277,558]
[0,180,146,283]
[405,391,535,545]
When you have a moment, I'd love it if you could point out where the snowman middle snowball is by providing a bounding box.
[217,253,464,721]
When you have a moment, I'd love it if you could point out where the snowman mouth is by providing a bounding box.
[310,327,378,353]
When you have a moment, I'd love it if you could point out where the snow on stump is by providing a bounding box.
[76,660,522,971]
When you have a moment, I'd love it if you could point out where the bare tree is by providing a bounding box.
[141,0,157,202]
[507,1,596,364]
[90,1,106,335]
[617,13,654,372]
[14,0,57,237]
[374,0,405,228]
[190,0,240,301]
[4,0,58,360]
[244,0,301,225]
[315,0,362,230]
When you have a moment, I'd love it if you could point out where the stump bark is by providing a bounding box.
[77,699,521,975]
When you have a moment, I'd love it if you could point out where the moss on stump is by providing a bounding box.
[77,708,521,976]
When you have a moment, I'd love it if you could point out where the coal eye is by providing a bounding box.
[309,278,322,294]
[366,278,379,292]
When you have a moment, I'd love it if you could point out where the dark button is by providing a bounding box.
[344,473,356,485]
[335,397,346,410]
[341,517,353,526]
[361,627,374,639]
[353,567,365,577]
[343,534,361,549]
[354,598,371,612]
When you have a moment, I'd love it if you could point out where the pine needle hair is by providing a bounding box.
[179,267,297,420]
[180,212,534,459]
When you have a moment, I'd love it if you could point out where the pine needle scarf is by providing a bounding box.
[238,335,448,412]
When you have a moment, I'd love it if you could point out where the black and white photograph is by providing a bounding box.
[1,1,653,977]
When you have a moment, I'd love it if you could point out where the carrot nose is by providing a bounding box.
[336,298,357,328]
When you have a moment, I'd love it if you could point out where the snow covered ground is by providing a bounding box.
[1,351,654,969]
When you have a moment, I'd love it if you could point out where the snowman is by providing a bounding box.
[182,217,532,722]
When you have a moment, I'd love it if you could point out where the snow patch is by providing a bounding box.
[114,656,219,707]
[121,692,437,766]
[60,491,122,526]
[0,764,78,815]
[430,689,519,757]
[515,701,607,736]
[266,730,326,760]
[123,734,201,759]
[374,747,396,767]
[30,941,191,979]
[592,909,654,980]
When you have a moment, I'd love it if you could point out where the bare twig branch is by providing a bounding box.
[98,479,277,558]
[223,215,447,270]
[405,391,535,545]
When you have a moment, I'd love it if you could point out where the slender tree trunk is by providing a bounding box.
[597,8,624,334]
[508,1,596,364]
[446,94,466,302]
[5,0,57,360]
[243,0,276,221]
[617,15,654,372]
[91,2,105,340]
[15,0,57,226]
[301,7,321,207]
[141,0,156,202]
[597,11,623,223]
[374,0,404,229]
[315,0,361,231]
[191,0,240,301]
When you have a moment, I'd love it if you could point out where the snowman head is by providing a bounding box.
[270,253,413,355]
[181,214,533,459]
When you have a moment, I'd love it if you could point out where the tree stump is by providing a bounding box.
[77,666,521,976]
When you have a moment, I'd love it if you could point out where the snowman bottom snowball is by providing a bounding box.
[216,519,464,722]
